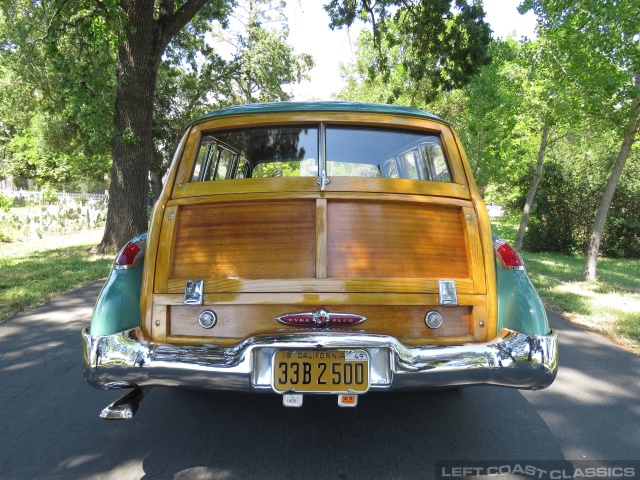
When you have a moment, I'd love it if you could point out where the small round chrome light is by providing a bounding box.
[425,310,443,329]
[198,310,217,329]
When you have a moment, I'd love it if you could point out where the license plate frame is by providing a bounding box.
[271,349,370,394]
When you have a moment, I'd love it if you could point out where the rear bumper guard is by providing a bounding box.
[82,328,558,392]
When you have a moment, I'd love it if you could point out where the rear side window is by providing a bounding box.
[190,124,451,182]
[325,126,452,181]
[190,126,318,182]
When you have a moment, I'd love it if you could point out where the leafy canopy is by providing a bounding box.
[325,0,492,102]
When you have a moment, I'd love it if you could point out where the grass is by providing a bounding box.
[0,230,112,321]
[492,216,640,354]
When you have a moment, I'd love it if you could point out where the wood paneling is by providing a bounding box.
[172,176,472,200]
[171,200,316,279]
[164,277,475,294]
[327,200,468,279]
[152,292,487,306]
[143,110,498,344]
[168,304,472,347]
[316,198,328,279]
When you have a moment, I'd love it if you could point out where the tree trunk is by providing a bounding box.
[96,0,211,253]
[581,73,640,281]
[514,124,551,251]
[97,0,160,254]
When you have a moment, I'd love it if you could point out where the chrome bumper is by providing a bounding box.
[82,328,557,392]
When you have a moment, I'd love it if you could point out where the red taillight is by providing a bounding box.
[493,237,524,270]
[114,241,142,269]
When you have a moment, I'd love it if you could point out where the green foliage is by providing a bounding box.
[41,184,59,205]
[227,23,314,104]
[326,0,491,103]
[0,1,116,187]
[520,0,640,125]
[519,145,640,259]
[0,193,11,213]
[520,0,640,279]
[1,0,311,202]
[521,161,597,255]
[207,1,314,106]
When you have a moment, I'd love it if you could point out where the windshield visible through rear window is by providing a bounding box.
[190,125,452,182]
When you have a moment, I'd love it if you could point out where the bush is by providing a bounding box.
[41,184,60,204]
[516,160,640,259]
[0,193,12,213]
[601,183,640,258]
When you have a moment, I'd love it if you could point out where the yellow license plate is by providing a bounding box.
[272,350,370,394]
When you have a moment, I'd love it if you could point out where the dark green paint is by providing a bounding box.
[192,101,447,126]
[89,232,146,337]
[496,260,550,336]
[90,265,143,336]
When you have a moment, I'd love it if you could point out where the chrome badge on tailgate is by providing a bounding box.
[275,309,366,328]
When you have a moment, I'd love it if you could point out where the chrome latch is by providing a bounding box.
[438,280,458,306]
[184,280,204,306]
[316,170,330,191]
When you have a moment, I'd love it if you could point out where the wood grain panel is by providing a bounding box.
[164,277,475,294]
[462,206,487,294]
[153,205,179,293]
[169,304,472,346]
[152,292,487,306]
[167,191,473,209]
[327,200,469,279]
[172,176,471,200]
[316,198,328,279]
[171,201,316,279]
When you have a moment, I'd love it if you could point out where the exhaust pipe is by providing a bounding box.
[99,387,151,420]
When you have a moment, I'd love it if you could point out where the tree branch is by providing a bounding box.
[157,0,209,53]
[42,0,71,40]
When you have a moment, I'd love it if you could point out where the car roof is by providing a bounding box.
[192,101,448,125]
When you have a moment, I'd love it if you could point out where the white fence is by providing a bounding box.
[0,189,107,239]
[1,188,107,203]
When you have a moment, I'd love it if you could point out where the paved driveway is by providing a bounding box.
[0,281,639,479]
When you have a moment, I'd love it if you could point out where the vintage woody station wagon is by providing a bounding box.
[82,102,558,419]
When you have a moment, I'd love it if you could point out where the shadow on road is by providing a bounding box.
[0,283,638,479]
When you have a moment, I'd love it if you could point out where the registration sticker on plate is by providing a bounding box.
[272,350,370,394]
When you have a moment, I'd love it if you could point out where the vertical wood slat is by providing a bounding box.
[462,206,487,294]
[152,305,167,342]
[316,198,328,279]
[472,305,488,342]
[154,205,179,293]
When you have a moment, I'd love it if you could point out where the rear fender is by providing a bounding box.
[90,234,146,336]
[495,259,550,336]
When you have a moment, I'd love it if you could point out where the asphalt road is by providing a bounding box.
[1,281,639,480]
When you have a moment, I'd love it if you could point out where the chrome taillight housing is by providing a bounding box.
[492,235,525,270]
[114,237,146,269]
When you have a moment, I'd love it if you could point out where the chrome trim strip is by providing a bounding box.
[83,328,557,392]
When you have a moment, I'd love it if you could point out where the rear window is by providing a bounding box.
[190,125,451,182]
